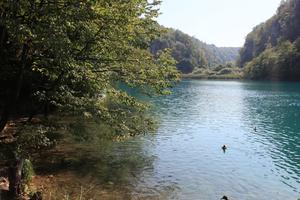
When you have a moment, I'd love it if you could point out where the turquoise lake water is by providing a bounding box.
[92,80,300,199]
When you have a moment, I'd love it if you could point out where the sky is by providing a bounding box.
[157,0,282,47]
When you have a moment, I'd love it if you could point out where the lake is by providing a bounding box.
[82,80,300,200]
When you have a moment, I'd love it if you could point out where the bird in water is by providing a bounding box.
[254,127,257,132]
[222,145,227,153]
[221,196,229,200]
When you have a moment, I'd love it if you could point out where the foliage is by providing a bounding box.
[0,0,179,198]
[239,0,300,81]
[22,159,35,184]
[151,28,240,73]
[243,40,300,80]
[0,0,179,140]
[183,65,242,79]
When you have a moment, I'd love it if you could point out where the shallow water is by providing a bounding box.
[92,80,300,199]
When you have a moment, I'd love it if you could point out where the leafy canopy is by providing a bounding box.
[0,0,180,148]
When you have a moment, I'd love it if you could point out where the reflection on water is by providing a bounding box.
[70,80,300,200]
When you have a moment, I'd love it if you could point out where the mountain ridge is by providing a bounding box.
[151,27,240,73]
[239,0,300,80]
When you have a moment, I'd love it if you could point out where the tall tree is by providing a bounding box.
[0,0,179,198]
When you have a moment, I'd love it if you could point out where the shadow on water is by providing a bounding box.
[37,146,152,183]
[32,129,158,199]
[34,133,181,199]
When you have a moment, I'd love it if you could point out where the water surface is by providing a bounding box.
[93,80,300,199]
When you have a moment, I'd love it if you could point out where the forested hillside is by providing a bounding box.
[151,28,240,73]
[239,0,300,80]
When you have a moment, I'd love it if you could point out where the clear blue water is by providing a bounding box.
[94,80,300,199]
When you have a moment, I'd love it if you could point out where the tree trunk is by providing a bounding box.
[0,25,6,53]
[0,43,29,132]
[0,26,9,133]
[8,157,24,200]
[0,190,9,200]
[0,108,9,132]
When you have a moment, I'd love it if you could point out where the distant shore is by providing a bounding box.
[182,66,243,80]
[182,73,242,80]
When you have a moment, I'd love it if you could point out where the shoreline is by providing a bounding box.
[181,74,242,80]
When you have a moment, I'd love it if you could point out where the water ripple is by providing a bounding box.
[137,80,300,199]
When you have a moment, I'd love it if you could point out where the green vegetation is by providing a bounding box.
[239,0,300,80]
[0,0,179,199]
[151,28,240,73]
[22,159,35,185]
[2,0,300,198]
[183,64,242,79]
[243,40,300,80]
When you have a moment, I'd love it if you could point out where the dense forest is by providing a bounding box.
[151,28,240,73]
[239,0,300,80]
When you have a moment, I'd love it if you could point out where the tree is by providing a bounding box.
[239,0,300,70]
[0,0,179,198]
[150,27,239,73]
[243,40,300,80]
